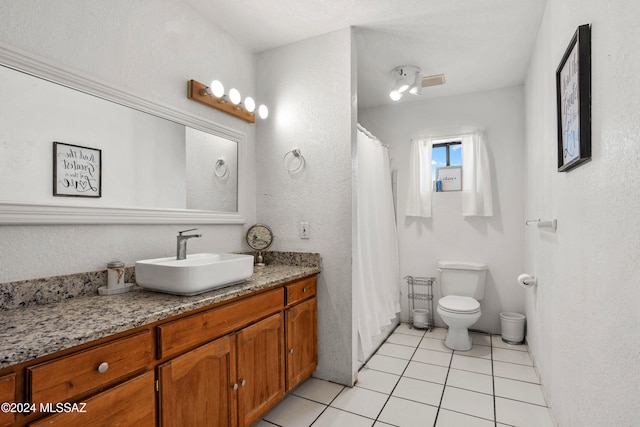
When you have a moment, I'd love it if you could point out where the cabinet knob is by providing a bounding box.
[289,348,294,354]
[241,379,247,387]
[233,383,238,391]
[97,362,109,373]
[303,288,307,293]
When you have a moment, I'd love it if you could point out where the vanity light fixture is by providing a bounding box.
[244,96,256,113]
[187,79,269,124]
[228,88,241,105]
[258,104,269,120]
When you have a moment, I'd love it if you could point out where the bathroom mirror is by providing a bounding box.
[0,43,246,224]
[246,224,274,251]
[246,224,273,267]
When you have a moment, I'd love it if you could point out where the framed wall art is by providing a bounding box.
[53,142,102,197]
[556,24,591,172]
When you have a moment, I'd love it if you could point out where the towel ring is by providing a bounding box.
[214,158,228,178]
[283,148,305,172]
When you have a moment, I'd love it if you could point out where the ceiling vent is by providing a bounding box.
[421,74,446,87]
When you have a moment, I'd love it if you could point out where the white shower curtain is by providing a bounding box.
[354,126,401,356]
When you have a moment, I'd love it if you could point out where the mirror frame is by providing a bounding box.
[0,42,247,225]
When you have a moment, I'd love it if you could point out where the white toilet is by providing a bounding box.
[436,261,488,351]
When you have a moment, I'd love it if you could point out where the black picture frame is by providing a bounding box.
[556,24,591,172]
[53,142,102,197]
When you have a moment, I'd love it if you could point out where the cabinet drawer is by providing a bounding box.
[29,371,155,427]
[158,288,285,359]
[286,276,316,306]
[27,330,153,404]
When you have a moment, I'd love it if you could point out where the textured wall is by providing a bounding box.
[524,1,640,425]
[0,1,257,282]
[359,86,526,334]
[256,29,355,385]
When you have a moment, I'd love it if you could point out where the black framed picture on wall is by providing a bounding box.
[556,24,591,172]
[53,141,102,197]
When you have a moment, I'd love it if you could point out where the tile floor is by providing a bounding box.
[254,324,555,427]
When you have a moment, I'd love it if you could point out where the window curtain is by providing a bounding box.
[354,126,401,356]
[461,132,493,216]
[405,138,433,218]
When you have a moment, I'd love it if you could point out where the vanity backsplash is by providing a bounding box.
[0,251,321,310]
[0,268,136,310]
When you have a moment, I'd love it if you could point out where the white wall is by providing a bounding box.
[524,1,640,425]
[359,86,526,333]
[256,29,356,385]
[0,1,257,283]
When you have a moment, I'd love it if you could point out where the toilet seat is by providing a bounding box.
[438,296,480,314]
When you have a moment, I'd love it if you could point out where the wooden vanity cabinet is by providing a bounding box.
[4,274,317,427]
[236,313,285,426]
[27,330,153,405]
[23,330,154,427]
[158,334,237,427]
[28,371,156,427]
[286,298,317,390]
[285,276,318,391]
[0,373,16,427]
[157,291,286,427]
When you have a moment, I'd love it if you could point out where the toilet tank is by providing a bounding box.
[438,261,488,300]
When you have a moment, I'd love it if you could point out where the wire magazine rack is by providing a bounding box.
[405,276,435,330]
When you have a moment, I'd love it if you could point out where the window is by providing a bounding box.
[431,141,462,181]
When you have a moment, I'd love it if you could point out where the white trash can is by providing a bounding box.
[500,312,526,344]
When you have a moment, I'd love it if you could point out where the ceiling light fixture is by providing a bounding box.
[408,70,423,95]
[389,65,420,101]
[187,79,268,123]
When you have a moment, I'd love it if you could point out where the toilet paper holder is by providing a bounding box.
[525,218,557,232]
[517,273,537,288]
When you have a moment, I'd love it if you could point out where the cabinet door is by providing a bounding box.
[29,371,155,427]
[158,335,237,427]
[286,297,318,390]
[236,313,285,427]
[0,374,15,427]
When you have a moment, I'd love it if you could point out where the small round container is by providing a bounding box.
[500,312,526,344]
[107,261,125,289]
[412,309,429,328]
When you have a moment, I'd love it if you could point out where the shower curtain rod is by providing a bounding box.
[357,124,389,148]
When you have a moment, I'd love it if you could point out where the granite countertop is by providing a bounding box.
[0,256,320,370]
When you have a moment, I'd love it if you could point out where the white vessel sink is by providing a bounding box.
[135,253,254,295]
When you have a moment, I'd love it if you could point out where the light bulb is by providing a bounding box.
[244,96,256,113]
[408,71,422,95]
[389,90,402,101]
[210,80,224,98]
[258,104,269,119]
[229,88,241,105]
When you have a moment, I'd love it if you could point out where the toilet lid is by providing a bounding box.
[439,296,480,313]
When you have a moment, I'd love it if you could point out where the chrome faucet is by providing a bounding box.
[176,228,202,260]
